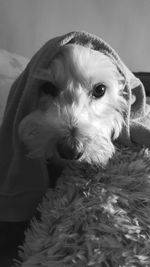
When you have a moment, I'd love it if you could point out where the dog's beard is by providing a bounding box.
[18,96,125,167]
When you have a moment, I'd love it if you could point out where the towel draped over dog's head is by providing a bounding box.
[0,31,150,221]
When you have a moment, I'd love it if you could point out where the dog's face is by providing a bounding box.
[19,44,127,167]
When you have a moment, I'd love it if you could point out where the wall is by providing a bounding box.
[0,0,150,71]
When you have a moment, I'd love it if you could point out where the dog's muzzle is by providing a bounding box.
[56,137,84,160]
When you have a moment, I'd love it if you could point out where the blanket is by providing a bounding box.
[14,146,150,267]
[0,31,150,222]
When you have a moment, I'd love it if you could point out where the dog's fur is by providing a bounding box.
[18,44,127,167]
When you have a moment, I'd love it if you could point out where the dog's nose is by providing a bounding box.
[57,140,83,160]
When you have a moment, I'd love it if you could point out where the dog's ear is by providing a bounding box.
[124,67,146,119]
[118,61,146,118]
[129,78,146,120]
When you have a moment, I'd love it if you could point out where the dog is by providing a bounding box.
[18,44,127,173]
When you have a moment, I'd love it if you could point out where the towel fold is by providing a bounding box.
[0,31,150,221]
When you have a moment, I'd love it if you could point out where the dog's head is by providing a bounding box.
[19,44,127,167]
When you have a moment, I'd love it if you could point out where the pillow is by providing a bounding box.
[0,49,29,124]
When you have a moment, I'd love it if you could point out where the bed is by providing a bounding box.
[0,49,150,267]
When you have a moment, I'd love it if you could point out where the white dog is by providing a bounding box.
[18,44,127,169]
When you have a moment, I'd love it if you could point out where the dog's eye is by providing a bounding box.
[92,84,106,98]
[41,82,58,97]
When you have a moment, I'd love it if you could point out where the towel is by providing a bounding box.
[0,31,150,222]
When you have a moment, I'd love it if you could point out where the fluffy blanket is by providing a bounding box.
[0,31,150,222]
[14,145,150,267]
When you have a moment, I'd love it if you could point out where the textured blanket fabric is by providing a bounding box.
[0,31,150,221]
[14,146,150,267]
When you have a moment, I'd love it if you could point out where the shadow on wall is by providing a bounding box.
[0,0,149,71]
